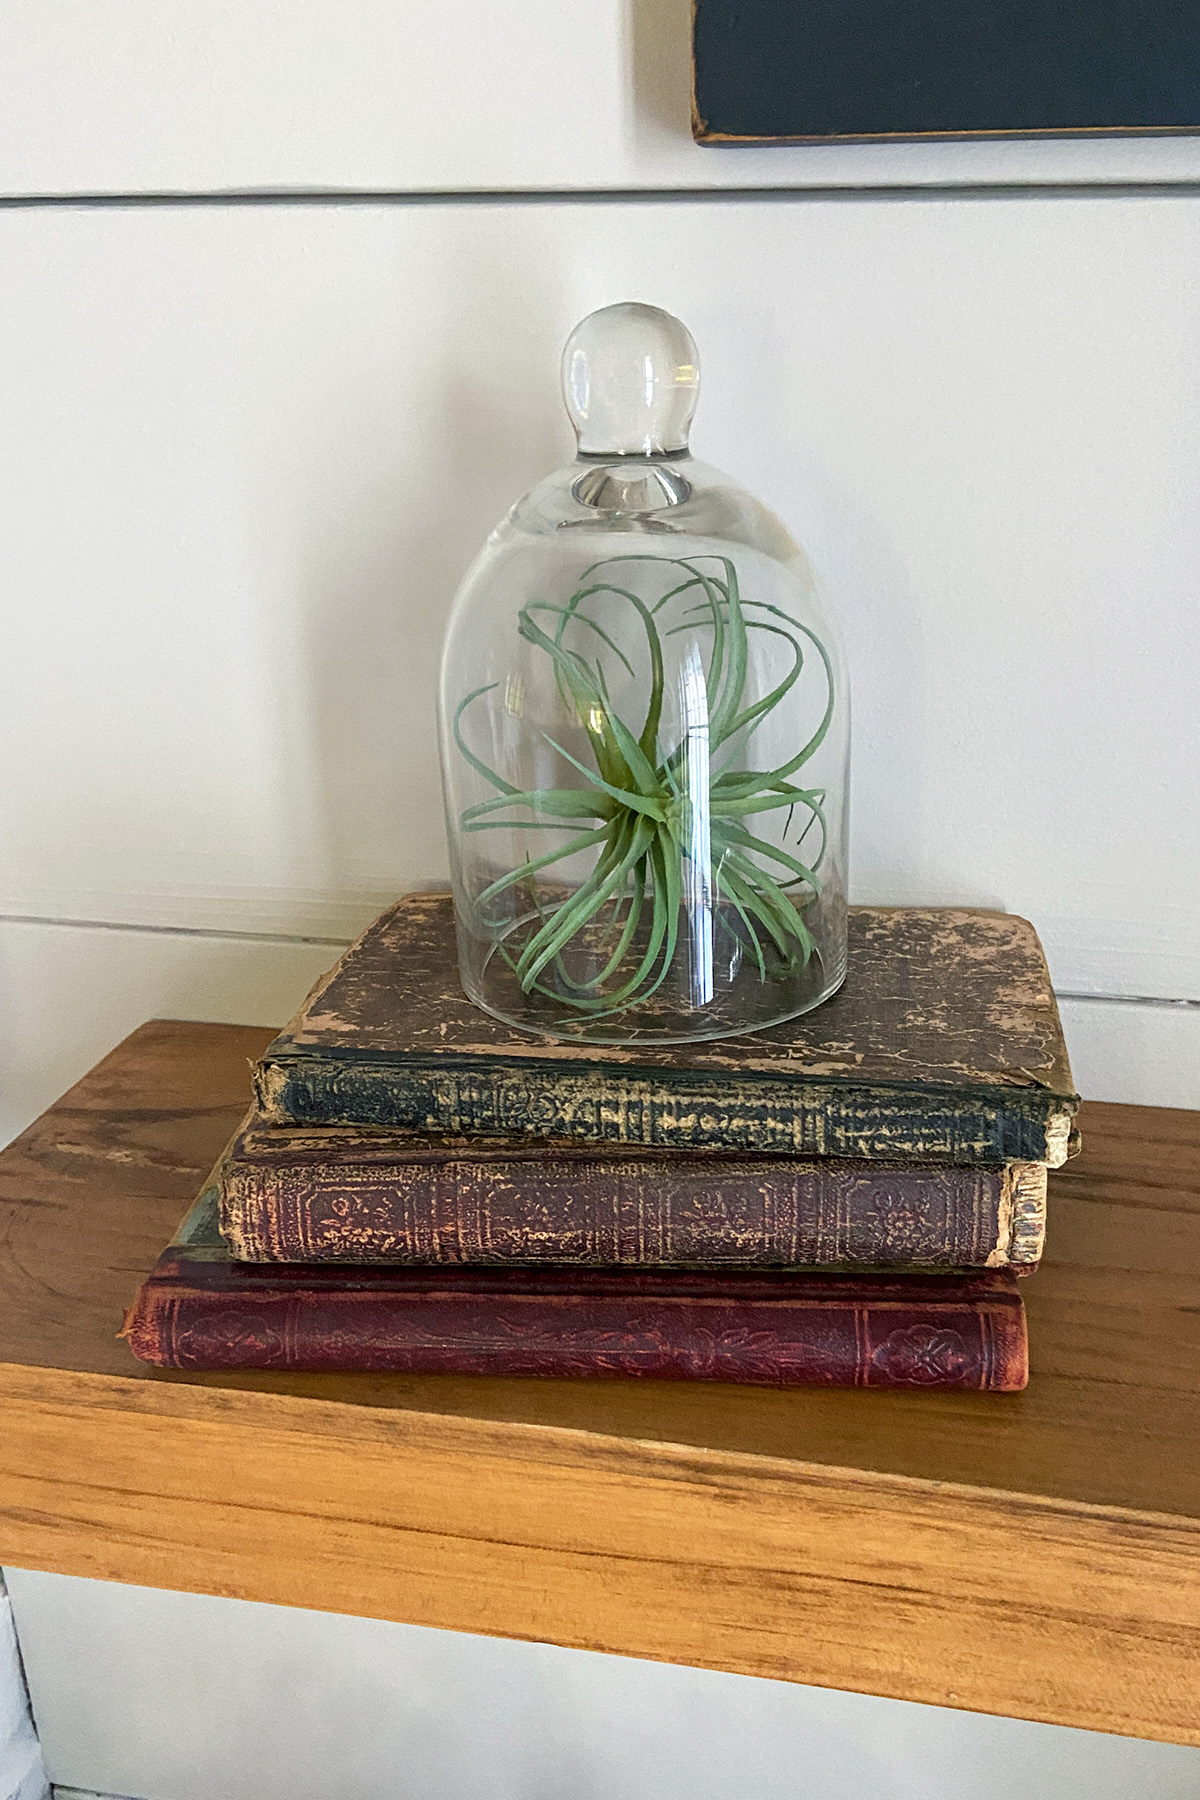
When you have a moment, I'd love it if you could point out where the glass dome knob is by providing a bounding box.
[561,302,700,458]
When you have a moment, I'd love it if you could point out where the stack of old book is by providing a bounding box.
[125,894,1077,1390]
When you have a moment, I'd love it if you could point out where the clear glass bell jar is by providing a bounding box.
[438,302,849,1045]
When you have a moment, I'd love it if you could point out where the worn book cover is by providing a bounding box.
[221,1112,1046,1269]
[254,895,1077,1166]
[122,1186,1029,1389]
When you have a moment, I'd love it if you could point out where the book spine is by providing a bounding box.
[1008,1161,1047,1264]
[123,1286,1028,1390]
[221,1156,1047,1268]
[254,1059,1073,1167]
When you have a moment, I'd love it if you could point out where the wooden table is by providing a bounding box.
[0,1022,1197,1745]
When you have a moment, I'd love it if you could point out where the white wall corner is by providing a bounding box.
[0,1581,49,1800]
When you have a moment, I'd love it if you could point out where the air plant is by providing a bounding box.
[454,553,833,1019]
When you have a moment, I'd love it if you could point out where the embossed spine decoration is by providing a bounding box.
[220,1117,1047,1270]
[1007,1162,1049,1265]
[123,1192,1029,1389]
[254,896,1080,1166]
[255,1057,1073,1167]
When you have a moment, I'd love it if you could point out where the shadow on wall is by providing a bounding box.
[280,198,988,921]
[265,129,1005,927]
[0,919,337,1149]
[671,283,998,912]
[627,0,697,146]
[0,1578,49,1800]
[287,237,572,911]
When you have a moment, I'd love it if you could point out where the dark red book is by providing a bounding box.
[122,1188,1028,1389]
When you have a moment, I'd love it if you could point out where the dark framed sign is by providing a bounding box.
[692,0,1200,143]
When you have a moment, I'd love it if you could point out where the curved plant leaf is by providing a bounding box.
[454,553,833,1017]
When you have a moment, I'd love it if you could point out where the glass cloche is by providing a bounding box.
[437,302,849,1044]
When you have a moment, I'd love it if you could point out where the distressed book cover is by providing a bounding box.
[122,1188,1029,1390]
[254,896,1077,1166]
[221,1113,1047,1269]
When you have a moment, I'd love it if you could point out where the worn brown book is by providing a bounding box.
[123,1185,1029,1389]
[220,1113,1046,1269]
[254,895,1077,1165]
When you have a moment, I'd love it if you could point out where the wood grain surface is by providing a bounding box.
[0,1021,1197,1743]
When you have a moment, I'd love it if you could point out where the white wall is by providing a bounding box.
[4,3,1200,1794]
[8,1570,1200,1800]
[6,0,1200,193]
[0,1579,48,1800]
[3,191,1200,1136]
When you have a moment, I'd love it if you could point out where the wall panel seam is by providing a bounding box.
[2,911,1199,1010]
[0,913,349,949]
[5,182,1200,210]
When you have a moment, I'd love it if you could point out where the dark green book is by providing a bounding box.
[254,895,1077,1166]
